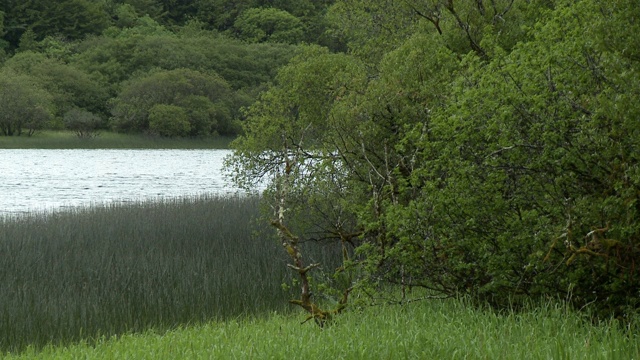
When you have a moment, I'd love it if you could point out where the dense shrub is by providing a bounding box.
[63,108,102,138]
[229,0,640,321]
[148,104,191,137]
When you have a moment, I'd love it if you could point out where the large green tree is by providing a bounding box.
[110,68,233,135]
[230,0,640,320]
[71,20,295,89]
[0,71,53,136]
[3,51,109,124]
[0,10,8,54]
[232,7,304,44]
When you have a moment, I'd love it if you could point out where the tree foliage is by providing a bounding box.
[0,71,53,136]
[0,0,110,49]
[233,7,304,44]
[230,0,640,320]
[3,51,109,122]
[0,0,335,138]
[148,104,191,137]
[110,68,233,135]
[63,108,103,138]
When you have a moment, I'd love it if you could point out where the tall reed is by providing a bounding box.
[0,195,339,353]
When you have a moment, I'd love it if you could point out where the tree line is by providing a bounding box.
[229,0,640,322]
[0,0,338,137]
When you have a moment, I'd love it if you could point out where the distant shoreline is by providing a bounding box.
[0,131,235,150]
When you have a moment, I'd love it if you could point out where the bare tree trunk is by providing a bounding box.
[271,134,351,326]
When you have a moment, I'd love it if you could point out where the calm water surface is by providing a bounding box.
[0,149,245,215]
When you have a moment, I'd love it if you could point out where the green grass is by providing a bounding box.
[0,195,340,354]
[5,299,638,359]
[0,131,234,149]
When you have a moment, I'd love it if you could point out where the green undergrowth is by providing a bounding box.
[0,195,340,353]
[6,298,638,359]
[0,131,234,149]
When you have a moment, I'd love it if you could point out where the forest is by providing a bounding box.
[1,0,639,323]
[0,0,337,137]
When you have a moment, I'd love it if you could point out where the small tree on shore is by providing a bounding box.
[0,71,52,136]
[63,108,102,138]
[148,104,191,137]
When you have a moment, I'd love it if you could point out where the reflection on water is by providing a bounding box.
[0,149,246,215]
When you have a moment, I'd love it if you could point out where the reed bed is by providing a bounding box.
[0,195,340,353]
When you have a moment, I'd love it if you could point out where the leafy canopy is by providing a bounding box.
[230,0,640,320]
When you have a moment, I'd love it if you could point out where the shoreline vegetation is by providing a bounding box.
[0,131,234,149]
[0,195,338,354]
[1,137,637,358]
[1,133,636,358]
[0,195,637,358]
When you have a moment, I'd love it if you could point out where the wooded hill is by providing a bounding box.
[0,0,338,137]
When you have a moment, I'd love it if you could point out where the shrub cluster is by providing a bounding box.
[230,0,640,321]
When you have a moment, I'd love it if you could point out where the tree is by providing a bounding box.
[228,45,368,322]
[155,0,198,25]
[69,24,295,137]
[327,0,541,65]
[0,71,53,136]
[176,95,220,136]
[0,0,110,50]
[3,51,110,122]
[230,0,640,321]
[372,0,640,316]
[17,28,38,52]
[44,0,111,40]
[63,108,103,138]
[110,68,232,135]
[148,104,191,136]
[71,23,295,89]
[113,4,140,28]
[233,7,304,44]
[0,10,8,54]
[122,0,163,20]
[194,0,258,31]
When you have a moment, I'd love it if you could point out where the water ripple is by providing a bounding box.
[0,149,250,215]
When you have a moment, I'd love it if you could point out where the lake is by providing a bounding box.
[0,149,249,216]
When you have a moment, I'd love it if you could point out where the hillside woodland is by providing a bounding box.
[0,0,337,137]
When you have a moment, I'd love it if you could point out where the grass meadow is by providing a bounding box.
[0,131,234,149]
[6,299,639,359]
[0,195,340,354]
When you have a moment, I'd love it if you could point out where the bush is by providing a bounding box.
[63,108,102,138]
[148,104,191,137]
[110,68,232,134]
[0,71,52,136]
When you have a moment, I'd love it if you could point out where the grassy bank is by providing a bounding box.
[6,299,638,359]
[0,195,340,353]
[0,131,234,149]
